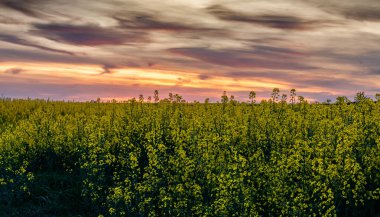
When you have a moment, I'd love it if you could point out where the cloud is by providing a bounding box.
[4,68,23,75]
[198,74,211,80]
[168,47,316,70]
[207,5,330,30]
[0,49,89,64]
[253,45,304,55]
[343,7,380,21]
[222,71,367,92]
[0,34,77,55]
[368,68,380,75]
[303,0,380,21]
[0,0,43,18]
[115,15,211,32]
[101,64,114,74]
[31,23,147,46]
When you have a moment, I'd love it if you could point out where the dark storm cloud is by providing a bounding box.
[168,47,316,70]
[4,68,23,75]
[0,34,76,55]
[207,5,329,30]
[32,23,147,46]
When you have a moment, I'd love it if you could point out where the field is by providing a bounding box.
[1,96,380,216]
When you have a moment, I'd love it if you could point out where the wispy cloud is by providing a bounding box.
[168,47,317,70]
[32,23,147,46]
[0,0,43,18]
[4,67,23,75]
[304,0,380,21]
[207,5,333,31]
[0,34,77,55]
[115,14,213,32]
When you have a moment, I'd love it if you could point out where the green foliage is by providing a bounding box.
[1,98,380,216]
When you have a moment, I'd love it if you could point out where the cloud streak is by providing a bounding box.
[169,47,316,70]
[207,5,332,30]
[4,68,23,75]
[0,34,77,55]
[115,15,212,32]
[0,0,43,18]
[32,23,147,46]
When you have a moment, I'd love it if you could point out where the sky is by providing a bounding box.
[0,0,380,102]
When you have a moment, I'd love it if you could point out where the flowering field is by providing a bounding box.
[1,97,379,216]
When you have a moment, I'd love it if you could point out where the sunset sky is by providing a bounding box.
[1,0,380,102]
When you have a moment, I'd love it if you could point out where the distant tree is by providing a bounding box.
[249,91,256,103]
[230,95,238,105]
[154,90,159,103]
[281,94,287,103]
[96,97,101,103]
[147,96,152,103]
[355,92,367,103]
[290,89,296,104]
[129,97,136,103]
[204,98,210,104]
[271,88,280,102]
[174,94,183,103]
[375,93,380,102]
[168,93,174,102]
[298,96,305,103]
[336,96,349,104]
[139,94,144,103]
[326,99,331,104]
[221,91,229,103]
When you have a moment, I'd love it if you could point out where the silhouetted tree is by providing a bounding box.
[139,94,144,103]
[355,92,367,103]
[336,96,349,104]
[221,91,229,103]
[154,90,159,103]
[174,94,183,103]
[281,94,287,103]
[249,91,256,104]
[298,96,305,103]
[290,89,296,104]
[271,88,280,102]
[375,93,380,102]
[168,93,174,102]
